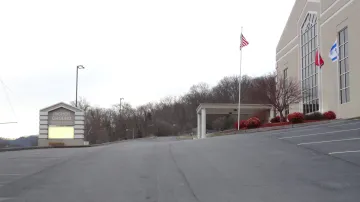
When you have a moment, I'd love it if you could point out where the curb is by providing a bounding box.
[206,119,345,138]
[0,145,91,153]
[237,120,342,134]
[0,138,136,153]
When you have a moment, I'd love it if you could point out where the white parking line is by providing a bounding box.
[0,198,13,201]
[329,150,360,155]
[279,128,360,139]
[298,137,360,145]
[273,121,360,135]
[324,121,360,128]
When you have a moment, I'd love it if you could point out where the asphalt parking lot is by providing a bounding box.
[0,146,105,192]
[262,119,360,166]
[0,122,360,202]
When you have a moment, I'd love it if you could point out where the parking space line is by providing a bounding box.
[272,121,360,135]
[321,121,360,128]
[298,138,360,145]
[329,150,360,155]
[0,198,13,201]
[279,128,360,139]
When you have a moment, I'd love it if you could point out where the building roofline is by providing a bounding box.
[196,103,272,114]
[40,102,82,112]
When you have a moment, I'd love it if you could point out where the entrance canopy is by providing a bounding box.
[196,103,273,139]
[196,103,272,115]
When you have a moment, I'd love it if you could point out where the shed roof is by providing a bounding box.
[40,102,83,113]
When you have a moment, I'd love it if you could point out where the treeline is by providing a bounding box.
[73,74,277,144]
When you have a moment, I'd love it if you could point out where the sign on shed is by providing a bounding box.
[38,102,85,146]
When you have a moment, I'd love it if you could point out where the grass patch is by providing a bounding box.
[347,116,360,120]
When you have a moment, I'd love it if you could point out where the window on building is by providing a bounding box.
[283,67,288,86]
[301,13,319,114]
[283,68,288,79]
[339,27,349,104]
[283,67,289,117]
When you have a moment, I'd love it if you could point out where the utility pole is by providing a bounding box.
[119,98,124,114]
[118,98,124,140]
[0,122,17,125]
[75,65,85,107]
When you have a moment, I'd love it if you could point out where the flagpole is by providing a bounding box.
[317,1,323,113]
[319,1,324,113]
[237,27,243,131]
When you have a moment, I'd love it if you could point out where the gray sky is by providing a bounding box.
[0,0,295,138]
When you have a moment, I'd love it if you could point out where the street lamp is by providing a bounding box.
[119,98,124,113]
[0,122,17,125]
[75,65,85,107]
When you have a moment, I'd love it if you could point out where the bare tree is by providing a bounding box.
[254,72,302,119]
[70,73,304,144]
[70,97,90,111]
[210,75,252,103]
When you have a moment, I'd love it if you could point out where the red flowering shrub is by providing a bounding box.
[270,116,280,123]
[281,116,288,122]
[234,120,247,130]
[324,111,336,120]
[270,115,288,123]
[288,112,304,124]
[245,117,261,129]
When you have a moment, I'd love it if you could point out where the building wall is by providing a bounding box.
[321,0,337,12]
[276,0,319,114]
[321,0,359,118]
[276,0,359,119]
[276,0,307,53]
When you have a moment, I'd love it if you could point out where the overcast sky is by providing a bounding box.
[0,0,295,138]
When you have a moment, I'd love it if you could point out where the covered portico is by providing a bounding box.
[196,103,273,139]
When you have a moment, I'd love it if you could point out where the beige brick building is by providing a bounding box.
[276,0,359,118]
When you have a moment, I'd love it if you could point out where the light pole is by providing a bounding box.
[172,124,176,136]
[0,122,17,125]
[119,98,124,113]
[75,65,85,107]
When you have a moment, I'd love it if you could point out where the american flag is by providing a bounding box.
[240,34,249,49]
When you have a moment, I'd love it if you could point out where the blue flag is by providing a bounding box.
[329,40,338,62]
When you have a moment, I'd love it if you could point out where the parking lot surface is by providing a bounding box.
[260,119,360,166]
[0,121,359,201]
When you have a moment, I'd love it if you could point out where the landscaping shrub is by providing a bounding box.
[262,122,291,128]
[324,111,336,120]
[270,116,280,123]
[304,112,325,120]
[270,115,287,123]
[288,112,304,124]
[280,116,288,122]
[234,120,247,130]
[245,117,261,129]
